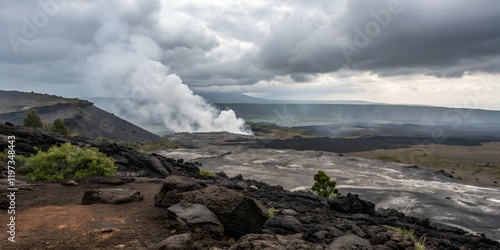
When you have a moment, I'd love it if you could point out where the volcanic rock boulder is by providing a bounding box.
[183,185,269,237]
[168,201,224,237]
[264,215,303,234]
[155,176,269,237]
[328,193,376,215]
[82,188,143,205]
[154,175,207,207]
[228,233,323,250]
[326,234,373,250]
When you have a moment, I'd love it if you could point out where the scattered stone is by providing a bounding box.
[328,227,345,237]
[216,171,229,178]
[219,152,232,158]
[232,174,243,180]
[63,180,78,186]
[236,181,248,189]
[264,215,303,234]
[101,228,114,233]
[326,234,373,250]
[148,233,192,250]
[167,201,224,237]
[229,233,323,250]
[351,224,366,238]
[370,233,390,245]
[328,193,376,215]
[82,188,143,205]
[281,209,298,216]
[435,170,454,178]
[313,230,330,240]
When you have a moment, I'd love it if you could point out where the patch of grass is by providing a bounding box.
[349,143,500,184]
[390,226,426,250]
[415,237,427,250]
[250,123,314,139]
[199,169,216,177]
[20,142,116,181]
[268,207,279,219]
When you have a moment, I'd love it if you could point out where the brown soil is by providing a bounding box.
[0,179,172,250]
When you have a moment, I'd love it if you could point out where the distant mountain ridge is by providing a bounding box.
[193,91,380,105]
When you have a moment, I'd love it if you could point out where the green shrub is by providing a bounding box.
[268,207,279,219]
[20,142,115,181]
[51,118,69,135]
[23,109,43,128]
[42,119,70,135]
[311,170,341,198]
[199,169,216,177]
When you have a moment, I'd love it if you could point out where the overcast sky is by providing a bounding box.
[1,0,500,110]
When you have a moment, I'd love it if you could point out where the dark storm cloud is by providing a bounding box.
[1,0,500,96]
[256,0,500,78]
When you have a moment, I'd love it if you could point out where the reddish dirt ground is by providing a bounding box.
[0,180,173,250]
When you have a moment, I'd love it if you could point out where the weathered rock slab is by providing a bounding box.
[154,175,207,207]
[168,201,224,237]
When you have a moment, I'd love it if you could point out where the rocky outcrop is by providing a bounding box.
[0,123,200,179]
[155,176,269,237]
[154,175,207,207]
[328,193,376,215]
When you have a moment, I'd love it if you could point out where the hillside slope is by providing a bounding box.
[0,90,159,142]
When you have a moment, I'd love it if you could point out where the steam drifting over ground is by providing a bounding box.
[84,13,252,135]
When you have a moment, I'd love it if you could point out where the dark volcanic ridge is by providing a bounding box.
[1,123,499,249]
[0,90,159,142]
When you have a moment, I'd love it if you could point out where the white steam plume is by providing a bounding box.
[85,15,252,135]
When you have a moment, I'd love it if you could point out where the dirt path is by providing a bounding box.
[1,181,171,250]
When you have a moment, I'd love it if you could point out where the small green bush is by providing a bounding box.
[42,119,70,135]
[311,170,341,198]
[51,118,69,136]
[23,109,43,128]
[199,169,216,177]
[21,142,116,181]
[268,207,279,219]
